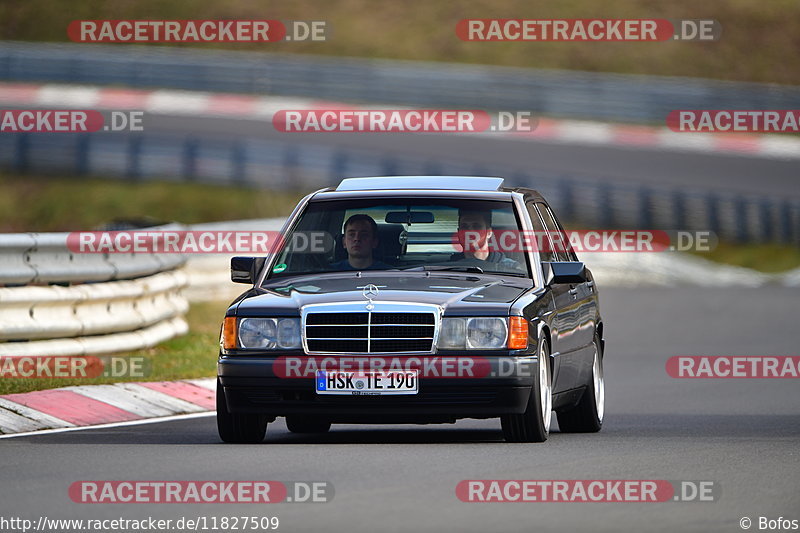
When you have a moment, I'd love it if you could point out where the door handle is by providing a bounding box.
[586,281,594,292]
[568,287,578,297]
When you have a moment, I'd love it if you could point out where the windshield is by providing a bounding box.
[265,197,529,280]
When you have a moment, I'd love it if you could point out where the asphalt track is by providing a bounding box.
[141,114,800,199]
[2,286,798,533]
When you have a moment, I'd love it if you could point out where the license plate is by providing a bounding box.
[315,370,419,395]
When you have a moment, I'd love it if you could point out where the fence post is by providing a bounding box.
[231,141,246,185]
[75,135,90,176]
[759,200,773,242]
[779,201,793,244]
[14,134,30,173]
[672,191,686,230]
[705,193,720,236]
[182,138,198,181]
[126,136,142,181]
[734,196,748,242]
[638,187,653,228]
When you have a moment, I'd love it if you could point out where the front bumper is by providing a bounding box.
[218,355,536,422]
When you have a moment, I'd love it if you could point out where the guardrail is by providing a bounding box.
[1,131,798,244]
[2,41,800,123]
[0,226,189,358]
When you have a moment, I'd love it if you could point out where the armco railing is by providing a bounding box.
[0,226,189,357]
[2,41,800,123]
[1,131,798,244]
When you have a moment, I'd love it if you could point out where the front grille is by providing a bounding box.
[304,310,436,354]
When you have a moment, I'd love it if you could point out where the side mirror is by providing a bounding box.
[231,256,266,284]
[544,261,587,285]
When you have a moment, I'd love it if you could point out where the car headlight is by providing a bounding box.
[466,317,508,349]
[439,318,467,349]
[235,318,302,350]
[439,317,526,350]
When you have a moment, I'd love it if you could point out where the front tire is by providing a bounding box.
[556,333,604,433]
[501,335,552,443]
[216,379,268,443]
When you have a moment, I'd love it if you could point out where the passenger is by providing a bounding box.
[451,209,522,269]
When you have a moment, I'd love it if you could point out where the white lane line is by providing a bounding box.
[0,411,215,439]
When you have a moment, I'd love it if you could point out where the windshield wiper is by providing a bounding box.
[419,265,484,273]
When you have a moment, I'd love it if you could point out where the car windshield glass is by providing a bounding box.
[265,198,529,280]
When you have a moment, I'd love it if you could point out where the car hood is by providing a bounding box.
[234,272,534,316]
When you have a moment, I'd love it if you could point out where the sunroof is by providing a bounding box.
[336,176,505,192]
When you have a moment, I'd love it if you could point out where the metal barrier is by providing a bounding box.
[0,224,186,286]
[1,131,797,244]
[2,41,800,123]
[0,226,189,357]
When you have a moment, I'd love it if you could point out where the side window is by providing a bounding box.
[543,204,578,261]
[535,203,572,262]
[526,202,556,262]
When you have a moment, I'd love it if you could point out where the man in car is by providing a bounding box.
[451,209,523,270]
[330,214,393,271]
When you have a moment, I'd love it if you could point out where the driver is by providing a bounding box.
[451,209,522,269]
[330,214,392,271]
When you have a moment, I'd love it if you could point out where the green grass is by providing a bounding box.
[688,241,800,273]
[0,300,228,395]
[0,172,306,232]
[1,0,799,84]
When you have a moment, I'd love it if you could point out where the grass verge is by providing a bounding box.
[0,172,306,232]
[0,300,227,395]
[2,0,799,84]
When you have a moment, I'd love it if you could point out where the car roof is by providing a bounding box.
[317,176,545,202]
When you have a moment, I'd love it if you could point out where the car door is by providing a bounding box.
[525,201,574,393]
[538,203,598,390]
[534,202,590,391]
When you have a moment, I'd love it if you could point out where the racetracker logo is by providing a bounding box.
[274,356,503,379]
[0,110,143,132]
[667,110,800,133]
[666,356,800,378]
[456,19,721,42]
[0,356,149,379]
[272,110,539,133]
[69,481,333,504]
[453,230,715,253]
[68,20,327,43]
[457,480,719,502]
[66,230,332,254]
